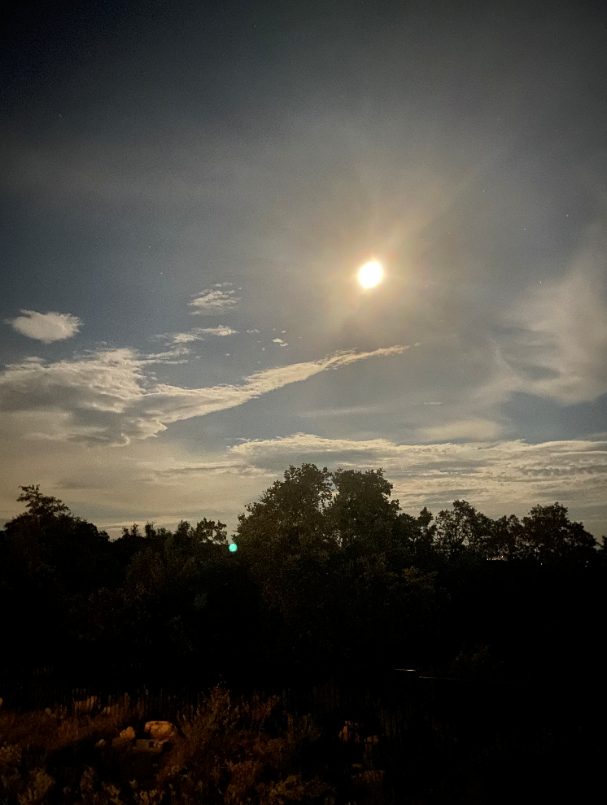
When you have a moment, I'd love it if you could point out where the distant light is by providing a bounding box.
[358,260,383,288]
[229,543,238,552]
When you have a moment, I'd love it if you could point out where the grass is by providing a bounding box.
[0,686,385,805]
[2,680,599,805]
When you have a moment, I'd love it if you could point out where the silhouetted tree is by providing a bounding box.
[0,487,118,670]
[518,503,597,565]
[17,484,70,519]
[489,513,523,559]
[236,464,441,670]
[433,500,494,559]
[329,468,399,549]
[2,475,604,684]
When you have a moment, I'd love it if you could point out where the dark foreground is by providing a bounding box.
[1,665,603,805]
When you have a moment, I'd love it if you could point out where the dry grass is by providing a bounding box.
[0,688,339,805]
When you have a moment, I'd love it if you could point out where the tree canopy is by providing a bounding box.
[0,467,603,682]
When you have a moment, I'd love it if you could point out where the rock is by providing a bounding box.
[95,739,106,748]
[143,721,178,742]
[45,707,52,716]
[112,725,137,747]
[133,739,164,754]
[120,726,136,740]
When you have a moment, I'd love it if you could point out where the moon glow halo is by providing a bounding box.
[358,260,383,288]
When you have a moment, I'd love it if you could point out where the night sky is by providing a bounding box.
[2,0,606,536]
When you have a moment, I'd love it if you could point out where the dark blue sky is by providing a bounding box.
[2,0,606,535]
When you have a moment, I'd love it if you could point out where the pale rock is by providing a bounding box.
[120,726,136,740]
[112,725,137,747]
[144,721,177,742]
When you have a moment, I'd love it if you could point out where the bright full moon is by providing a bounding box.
[358,260,383,288]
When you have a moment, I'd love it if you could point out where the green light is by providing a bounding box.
[229,543,238,552]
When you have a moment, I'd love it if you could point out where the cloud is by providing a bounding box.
[0,344,407,446]
[224,433,607,513]
[300,404,387,418]
[149,460,271,480]
[418,418,504,442]
[272,338,288,346]
[1,417,605,536]
[486,236,607,406]
[6,310,82,343]
[0,415,273,535]
[197,326,238,336]
[189,288,239,315]
[158,326,238,344]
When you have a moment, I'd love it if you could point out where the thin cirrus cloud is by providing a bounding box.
[220,433,607,512]
[159,326,238,344]
[0,344,408,446]
[485,248,607,406]
[188,287,239,315]
[418,418,504,442]
[6,310,82,343]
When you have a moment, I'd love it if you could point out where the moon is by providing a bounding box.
[358,260,383,288]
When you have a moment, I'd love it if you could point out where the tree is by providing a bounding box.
[484,514,522,559]
[433,500,494,559]
[4,486,115,593]
[329,468,400,552]
[235,464,441,668]
[173,517,229,547]
[17,484,70,519]
[0,487,118,669]
[236,464,335,586]
[518,503,597,564]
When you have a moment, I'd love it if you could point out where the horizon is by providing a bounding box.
[2,467,603,544]
[2,0,606,538]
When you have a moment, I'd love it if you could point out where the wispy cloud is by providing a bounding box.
[189,287,239,315]
[418,418,503,442]
[224,433,607,513]
[158,326,238,344]
[485,236,607,406]
[300,404,387,418]
[272,338,288,347]
[198,326,238,336]
[6,310,82,343]
[0,344,407,446]
[149,460,271,480]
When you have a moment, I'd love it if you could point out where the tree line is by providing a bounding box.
[1,466,604,683]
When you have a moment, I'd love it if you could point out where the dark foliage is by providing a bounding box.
[0,470,604,685]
